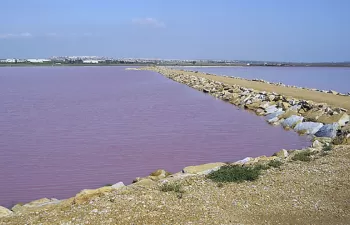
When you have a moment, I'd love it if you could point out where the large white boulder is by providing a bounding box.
[294,122,324,134]
[282,115,304,128]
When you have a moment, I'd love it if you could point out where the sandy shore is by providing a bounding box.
[1,145,349,225]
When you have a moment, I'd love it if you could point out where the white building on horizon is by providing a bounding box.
[0,59,17,63]
[27,59,51,63]
[82,60,99,64]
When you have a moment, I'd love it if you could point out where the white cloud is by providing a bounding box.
[20,32,32,37]
[132,18,166,28]
[0,32,32,39]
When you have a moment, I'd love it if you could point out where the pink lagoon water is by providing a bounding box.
[0,66,310,207]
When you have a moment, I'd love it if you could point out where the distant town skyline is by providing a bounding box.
[1,1,350,62]
[1,55,349,64]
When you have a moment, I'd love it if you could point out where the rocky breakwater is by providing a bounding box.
[140,67,350,145]
[185,69,350,97]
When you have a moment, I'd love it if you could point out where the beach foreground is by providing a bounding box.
[1,145,349,224]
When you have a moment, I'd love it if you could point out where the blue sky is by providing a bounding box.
[1,0,349,62]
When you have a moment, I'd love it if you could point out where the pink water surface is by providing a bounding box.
[0,66,310,207]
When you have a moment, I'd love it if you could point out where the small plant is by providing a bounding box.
[322,143,333,152]
[160,182,184,193]
[254,164,270,170]
[268,160,283,168]
[292,151,315,162]
[104,184,113,187]
[207,165,261,183]
[217,182,224,188]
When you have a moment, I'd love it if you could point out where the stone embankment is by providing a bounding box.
[141,67,350,144]
[184,68,350,97]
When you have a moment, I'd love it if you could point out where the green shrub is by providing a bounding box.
[160,182,184,193]
[268,160,283,168]
[292,151,315,162]
[254,164,270,170]
[104,184,113,187]
[322,143,333,152]
[207,165,261,183]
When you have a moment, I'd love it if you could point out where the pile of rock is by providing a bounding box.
[183,69,350,96]
[142,67,349,143]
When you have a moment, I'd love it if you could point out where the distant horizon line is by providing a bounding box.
[0,56,349,64]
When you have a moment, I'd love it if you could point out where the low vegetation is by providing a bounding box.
[268,160,284,168]
[323,143,333,152]
[207,165,262,183]
[160,182,184,193]
[292,150,315,162]
[254,164,270,170]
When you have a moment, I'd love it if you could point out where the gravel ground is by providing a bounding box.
[1,145,349,225]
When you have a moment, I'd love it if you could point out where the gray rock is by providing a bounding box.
[315,123,339,138]
[282,115,304,128]
[266,109,284,120]
[265,105,279,114]
[256,108,265,116]
[183,163,225,174]
[312,140,323,148]
[242,95,252,103]
[111,182,125,189]
[260,102,270,109]
[289,105,301,111]
[268,95,275,101]
[236,157,252,164]
[294,122,324,135]
[273,149,289,159]
[272,118,285,126]
[338,113,349,126]
[267,117,280,124]
[328,90,338,95]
